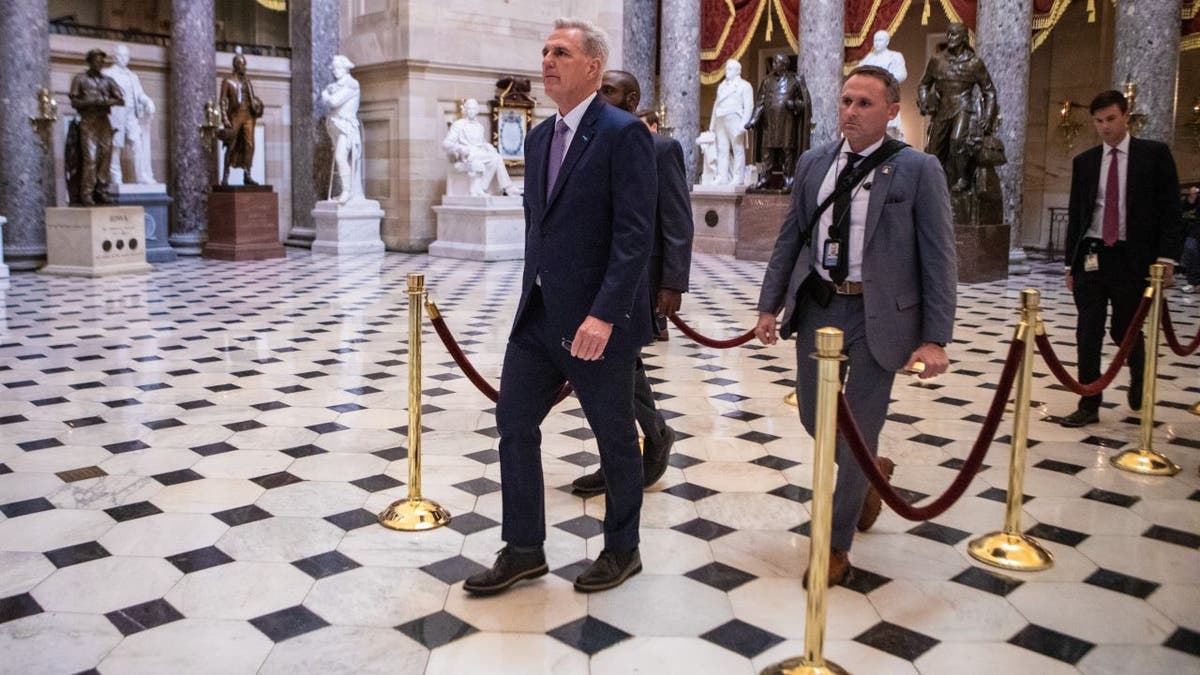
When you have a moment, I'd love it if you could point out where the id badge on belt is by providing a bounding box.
[1084,252,1099,272]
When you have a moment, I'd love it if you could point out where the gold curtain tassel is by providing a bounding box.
[922,0,932,25]
[765,4,775,42]
[1087,0,1096,22]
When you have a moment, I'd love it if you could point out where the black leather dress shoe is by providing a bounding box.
[463,546,548,596]
[1128,385,1143,412]
[574,548,642,593]
[642,427,675,488]
[572,469,606,496]
[1059,408,1100,428]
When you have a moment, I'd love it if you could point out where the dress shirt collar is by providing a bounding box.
[556,92,597,133]
[839,135,886,159]
[1105,133,1130,156]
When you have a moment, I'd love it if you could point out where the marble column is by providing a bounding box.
[285,1,339,248]
[977,0,1033,274]
[0,0,50,271]
[623,0,658,108]
[1112,0,1180,143]
[799,0,844,147]
[661,0,700,184]
[169,0,215,256]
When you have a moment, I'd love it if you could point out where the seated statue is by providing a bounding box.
[442,99,519,197]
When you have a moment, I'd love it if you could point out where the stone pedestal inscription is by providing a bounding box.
[954,223,1011,283]
[311,199,385,256]
[429,195,524,261]
[736,193,789,262]
[42,206,152,277]
[203,186,285,261]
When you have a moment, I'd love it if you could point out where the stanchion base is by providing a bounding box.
[1189,401,1199,417]
[784,391,798,407]
[1110,448,1181,476]
[378,498,451,531]
[967,531,1054,572]
[760,657,849,675]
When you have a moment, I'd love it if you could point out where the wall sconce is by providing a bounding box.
[1057,99,1083,154]
[29,87,58,132]
[1187,94,1200,153]
[199,99,222,144]
[1122,78,1147,136]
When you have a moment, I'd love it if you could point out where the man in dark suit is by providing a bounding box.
[755,66,956,586]
[1059,90,1183,427]
[463,19,657,596]
[571,69,693,496]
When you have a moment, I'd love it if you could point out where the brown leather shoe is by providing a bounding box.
[802,548,850,590]
[857,457,895,532]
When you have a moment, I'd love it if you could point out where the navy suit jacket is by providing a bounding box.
[1065,137,1183,273]
[514,96,658,358]
[649,133,693,295]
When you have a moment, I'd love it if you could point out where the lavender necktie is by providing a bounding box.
[546,118,570,199]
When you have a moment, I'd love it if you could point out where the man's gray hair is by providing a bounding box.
[554,17,609,66]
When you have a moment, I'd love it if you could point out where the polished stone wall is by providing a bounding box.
[168,0,215,255]
[623,0,657,108]
[286,1,338,247]
[1112,0,1180,144]
[799,0,844,147]
[0,0,51,271]
[661,0,700,184]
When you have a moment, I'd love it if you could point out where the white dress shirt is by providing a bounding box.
[814,136,885,283]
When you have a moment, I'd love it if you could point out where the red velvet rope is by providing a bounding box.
[669,314,756,349]
[1033,292,1152,396]
[427,313,573,406]
[836,335,1024,521]
[1161,299,1200,356]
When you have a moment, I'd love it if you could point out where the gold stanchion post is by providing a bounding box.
[761,327,849,675]
[784,391,798,407]
[379,273,452,531]
[1111,264,1181,475]
[967,290,1054,572]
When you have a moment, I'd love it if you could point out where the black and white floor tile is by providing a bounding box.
[0,251,1197,674]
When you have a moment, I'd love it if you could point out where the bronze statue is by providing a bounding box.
[218,48,264,186]
[745,54,811,192]
[66,49,125,206]
[917,22,998,194]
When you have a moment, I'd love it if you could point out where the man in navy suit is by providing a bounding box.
[464,19,657,596]
[1058,89,1182,427]
[756,66,956,586]
[572,69,693,496]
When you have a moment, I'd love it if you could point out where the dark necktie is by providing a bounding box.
[546,118,570,199]
[1102,146,1119,246]
[829,152,863,285]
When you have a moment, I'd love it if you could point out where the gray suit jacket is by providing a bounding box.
[756,139,957,371]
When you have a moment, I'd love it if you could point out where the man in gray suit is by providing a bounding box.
[755,65,956,586]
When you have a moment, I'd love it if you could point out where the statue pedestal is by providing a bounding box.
[311,199,386,256]
[0,216,9,280]
[429,195,524,261]
[690,184,746,256]
[41,206,153,277]
[111,183,175,264]
[203,186,286,261]
[955,223,1010,283]
[735,192,789,262]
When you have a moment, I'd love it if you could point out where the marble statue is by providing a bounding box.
[708,59,753,185]
[860,30,908,140]
[695,131,718,185]
[745,54,810,192]
[66,48,125,206]
[442,98,518,197]
[321,55,364,204]
[103,44,157,185]
[917,22,998,194]
[219,47,264,186]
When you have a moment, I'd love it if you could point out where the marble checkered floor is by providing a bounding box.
[0,250,1197,675]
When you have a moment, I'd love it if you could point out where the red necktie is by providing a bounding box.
[1102,147,1119,246]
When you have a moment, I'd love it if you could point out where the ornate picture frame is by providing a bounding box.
[491,105,532,168]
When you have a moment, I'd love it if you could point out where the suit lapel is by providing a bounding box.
[862,153,898,249]
[526,118,552,216]
[546,97,604,211]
